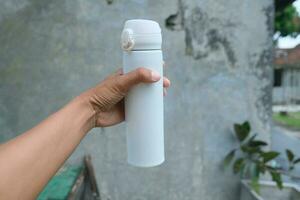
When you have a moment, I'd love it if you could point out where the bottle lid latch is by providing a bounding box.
[121,29,135,51]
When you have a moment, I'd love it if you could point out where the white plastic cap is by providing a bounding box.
[121,19,162,51]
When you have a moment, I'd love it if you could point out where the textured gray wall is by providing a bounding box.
[0,0,273,199]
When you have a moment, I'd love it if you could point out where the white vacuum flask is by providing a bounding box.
[121,19,164,167]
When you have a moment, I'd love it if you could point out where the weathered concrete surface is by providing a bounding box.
[240,180,300,200]
[0,0,273,199]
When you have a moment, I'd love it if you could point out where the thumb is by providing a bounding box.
[117,67,161,92]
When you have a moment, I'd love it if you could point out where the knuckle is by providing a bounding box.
[136,67,149,80]
[114,78,127,94]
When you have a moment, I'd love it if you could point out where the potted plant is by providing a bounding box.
[224,121,300,200]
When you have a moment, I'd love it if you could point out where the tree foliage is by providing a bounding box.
[275,0,300,37]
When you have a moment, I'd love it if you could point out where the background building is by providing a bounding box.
[274,45,300,105]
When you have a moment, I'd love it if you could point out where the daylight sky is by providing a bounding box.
[277,0,300,48]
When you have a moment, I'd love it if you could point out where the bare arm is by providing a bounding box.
[0,67,170,199]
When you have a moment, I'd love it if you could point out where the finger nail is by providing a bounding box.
[165,79,171,87]
[151,71,161,81]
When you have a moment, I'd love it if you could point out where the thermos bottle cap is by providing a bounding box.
[121,19,162,51]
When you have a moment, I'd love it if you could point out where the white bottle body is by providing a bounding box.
[123,50,164,167]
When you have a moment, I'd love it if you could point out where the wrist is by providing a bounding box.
[71,93,96,132]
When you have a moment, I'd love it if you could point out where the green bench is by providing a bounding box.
[38,155,100,200]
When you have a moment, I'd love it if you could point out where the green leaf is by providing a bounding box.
[233,158,245,174]
[270,171,283,190]
[234,121,251,142]
[286,149,294,162]
[250,176,260,194]
[293,158,300,164]
[241,145,260,154]
[258,163,266,174]
[223,150,236,167]
[249,140,268,147]
[261,151,280,163]
[241,134,263,154]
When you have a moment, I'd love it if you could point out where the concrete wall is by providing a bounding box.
[0,0,273,199]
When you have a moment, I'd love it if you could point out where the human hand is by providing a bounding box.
[80,67,170,127]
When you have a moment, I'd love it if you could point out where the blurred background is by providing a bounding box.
[1,0,300,199]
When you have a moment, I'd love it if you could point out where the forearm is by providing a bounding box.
[0,66,169,199]
[0,96,94,199]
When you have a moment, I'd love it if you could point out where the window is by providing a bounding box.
[274,69,283,87]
